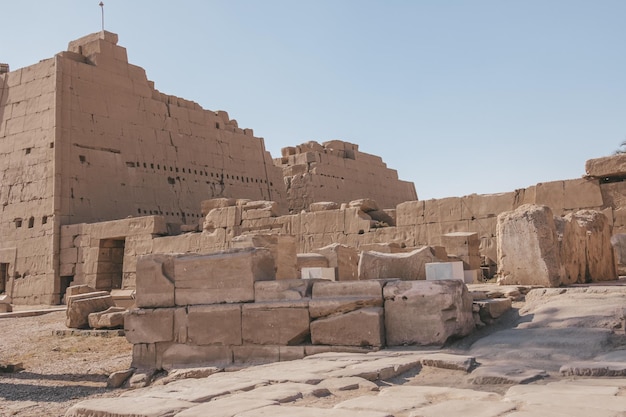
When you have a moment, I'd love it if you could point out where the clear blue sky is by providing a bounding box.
[3,1,625,200]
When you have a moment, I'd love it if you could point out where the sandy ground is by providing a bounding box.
[0,311,132,417]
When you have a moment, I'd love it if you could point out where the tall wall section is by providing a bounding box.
[0,58,59,304]
[56,31,286,227]
[276,140,417,213]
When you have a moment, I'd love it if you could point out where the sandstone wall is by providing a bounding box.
[0,57,59,304]
[276,140,417,212]
[57,31,286,227]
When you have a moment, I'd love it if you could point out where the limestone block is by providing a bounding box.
[233,345,280,365]
[110,289,136,309]
[384,280,474,346]
[297,253,329,269]
[60,247,78,264]
[441,232,481,269]
[231,234,297,280]
[358,246,442,281]
[174,248,275,306]
[564,210,618,282]
[312,280,385,299]
[0,304,12,313]
[535,178,603,214]
[243,200,279,217]
[611,233,626,273]
[187,304,242,346]
[125,308,175,344]
[255,279,315,302]
[159,343,233,370]
[348,199,379,213]
[497,204,562,287]
[242,301,310,345]
[425,262,464,281]
[301,210,345,234]
[311,307,385,347]
[135,254,175,308]
[301,267,336,280]
[203,206,241,230]
[368,210,396,227]
[309,297,383,319]
[65,284,97,303]
[200,198,237,216]
[88,306,126,329]
[313,243,359,281]
[344,208,371,234]
[66,294,115,329]
[424,197,463,223]
[585,153,626,178]
[460,192,517,220]
[310,202,340,212]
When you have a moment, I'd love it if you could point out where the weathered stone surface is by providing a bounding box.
[301,267,335,280]
[153,367,222,386]
[187,304,242,346]
[383,280,474,346]
[66,293,115,329]
[586,153,626,178]
[135,254,175,308]
[410,399,517,417]
[242,301,310,345]
[441,231,481,269]
[358,246,442,280]
[254,279,315,302]
[175,398,278,417]
[311,307,385,347]
[159,344,233,370]
[559,361,626,377]
[233,345,280,365]
[297,253,329,269]
[468,365,548,384]
[420,353,477,372]
[348,198,379,213]
[312,280,385,299]
[474,298,512,321]
[313,243,359,281]
[309,297,383,319]
[567,210,617,282]
[107,368,135,388]
[125,308,175,344]
[65,397,195,417]
[200,198,237,216]
[309,202,340,212]
[236,405,393,417]
[232,234,297,280]
[88,306,126,329]
[174,248,275,305]
[65,285,97,303]
[497,204,562,287]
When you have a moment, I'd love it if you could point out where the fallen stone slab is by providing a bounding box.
[326,353,423,381]
[66,293,115,329]
[107,368,135,388]
[65,397,195,417]
[88,306,126,329]
[236,382,331,403]
[474,297,512,321]
[419,353,477,372]
[504,384,626,412]
[334,392,429,414]
[235,405,393,417]
[317,376,379,392]
[468,365,547,385]
[175,398,278,417]
[560,361,626,377]
[408,399,516,417]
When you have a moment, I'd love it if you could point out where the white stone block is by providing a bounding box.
[301,267,336,280]
[425,262,464,281]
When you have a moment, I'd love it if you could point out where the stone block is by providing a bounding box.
[174,248,275,305]
[475,298,512,321]
[66,294,115,329]
[232,345,280,365]
[254,279,315,302]
[309,202,340,212]
[311,307,384,347]
[312,280,385,299]
[88,306,126,329]
[187,304,242,346]
[200,198,237,216]
[242,301,310,345]
[309,297,383,319]
[348,199,379,213]
[65,285,97,303]
[125,308,175,344]
[396,200,424,226]
[110,289,136,309]
[497,204,562,287]
[384,280,474,346]
[313,243,359,281]
[297,253,329,269]
[586,153,626,178]
[203,206,241,230]
[301,267,336,280]
[135,254,175,308]
[159,343,233,370]
[425,262,464,281]
[358,246,442,281]
[231,234,297,280]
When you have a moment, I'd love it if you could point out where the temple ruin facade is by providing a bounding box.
[2,31,626,306]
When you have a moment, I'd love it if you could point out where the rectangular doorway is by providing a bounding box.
[95,238,125,291]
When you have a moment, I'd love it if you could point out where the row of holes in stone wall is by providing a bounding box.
[124,160,273,186]
[13,215,48,229]
[136,208,202,218]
